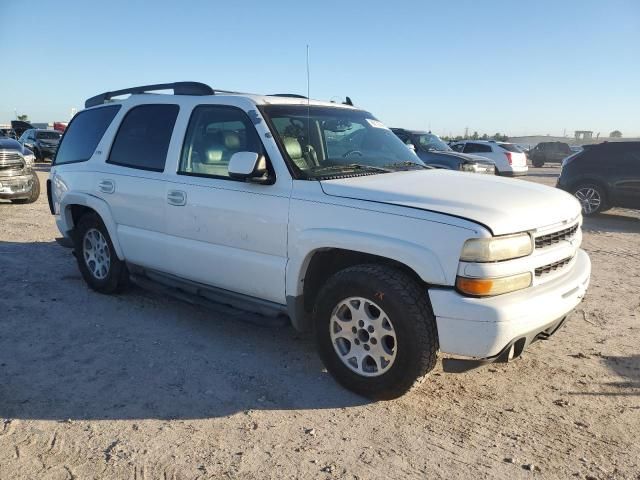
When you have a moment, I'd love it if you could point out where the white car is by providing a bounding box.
[451,140,528,176]
[48,82,590,398]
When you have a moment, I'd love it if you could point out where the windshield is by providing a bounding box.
[498,142,520,152]
[36,131,62,140]
[413,133,451,152]
[262,105,425,179]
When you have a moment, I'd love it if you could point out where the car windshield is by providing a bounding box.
[36,131,61,140]
[498,142,520,152]
[413,133,451,152]
[262,105,426,179]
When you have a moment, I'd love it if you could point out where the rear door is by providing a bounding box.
[610,144,640,207]
[98,103,180,271]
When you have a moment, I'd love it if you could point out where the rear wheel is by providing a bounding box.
[573,183,606,215]
[74,213,129,293]
[532,159,544,167]
[313,264,438,399]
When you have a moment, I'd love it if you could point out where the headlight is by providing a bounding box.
[456,272,532,296]
[460,233,533,262]
[459,163,476,172]
[23,153,35,166]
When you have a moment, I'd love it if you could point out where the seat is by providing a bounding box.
[283,137,309,170]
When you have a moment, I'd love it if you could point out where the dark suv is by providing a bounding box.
[529,141,572,167]
[391,128,495,174]
[557,141,640,215]
[19,129,62,162]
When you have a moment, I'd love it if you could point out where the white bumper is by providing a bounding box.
[430,248,591,358]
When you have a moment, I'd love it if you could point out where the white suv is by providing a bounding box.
[48,82,590,398]
[451,140,528,176]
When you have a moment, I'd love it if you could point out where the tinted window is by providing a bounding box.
[498,143,520,152]
[464,143,492,153]
[108,104,179,172]
[451,143,464,152]
[36,131,62,140]
[54,105,121,165]
[179,105,262,179]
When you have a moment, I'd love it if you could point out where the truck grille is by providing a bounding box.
[535,256,574,277]
[0,150,25,173]
[535,224,578,249]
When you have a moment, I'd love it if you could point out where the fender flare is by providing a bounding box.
[59,192,125,260]
[286,228,448,298]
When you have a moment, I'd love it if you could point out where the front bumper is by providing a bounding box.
[0,173,35,199]
[429,248,591,360]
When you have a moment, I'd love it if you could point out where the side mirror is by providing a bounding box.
[228,151,270,183]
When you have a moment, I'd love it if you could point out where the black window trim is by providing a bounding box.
[106,103,180,173]
[52,104,122,166]
[177,104,275,183]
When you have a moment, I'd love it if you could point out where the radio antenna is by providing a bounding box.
[306,45,311,157]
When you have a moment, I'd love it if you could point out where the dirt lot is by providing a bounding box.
[1,165,639,480]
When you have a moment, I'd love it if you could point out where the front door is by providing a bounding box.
[164,104,290,305]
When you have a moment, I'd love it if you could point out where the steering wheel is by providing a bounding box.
[343,150,363,158]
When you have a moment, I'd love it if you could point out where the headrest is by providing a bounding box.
[203,148,223,164]
[224,132,240,149]
[283,137,302,159]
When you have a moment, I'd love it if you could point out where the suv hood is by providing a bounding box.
[320,170,581,235]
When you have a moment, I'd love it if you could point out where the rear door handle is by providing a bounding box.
[167,190,187,206]
[98,179,115,194]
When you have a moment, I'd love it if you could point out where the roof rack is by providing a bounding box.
[85,81,216,108]
[269,93,308,99]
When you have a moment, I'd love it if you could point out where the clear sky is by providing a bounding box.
[1,0,638,137]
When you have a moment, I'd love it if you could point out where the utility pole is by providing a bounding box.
[464,126,469,139]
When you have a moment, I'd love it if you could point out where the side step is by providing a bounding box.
[129,272,290,328]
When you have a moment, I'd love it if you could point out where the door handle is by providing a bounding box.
[98,179,115,194]
[167,190,187,206]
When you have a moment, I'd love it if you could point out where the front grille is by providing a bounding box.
[535,224,578,249]
[535,256,574,277]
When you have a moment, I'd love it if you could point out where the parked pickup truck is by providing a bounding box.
[0,135,40,203]
[48,82,591,398]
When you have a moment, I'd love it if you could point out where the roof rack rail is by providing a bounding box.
[269,93,308,99]
[85,81,215,108]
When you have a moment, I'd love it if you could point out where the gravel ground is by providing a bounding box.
[0,165,639,479]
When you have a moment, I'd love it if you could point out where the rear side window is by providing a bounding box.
[108,104,179,172]
[53,105,120,165]
[464,143,492,153]
[498,143,520,152]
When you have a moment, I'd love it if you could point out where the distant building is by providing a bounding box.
[574,130,593,141]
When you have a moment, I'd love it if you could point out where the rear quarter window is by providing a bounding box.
[498,143,520,152]
[53,105,121,165]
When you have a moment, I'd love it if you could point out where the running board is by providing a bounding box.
[129,269,289,328]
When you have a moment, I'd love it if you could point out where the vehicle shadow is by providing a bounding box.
[0,241,368,421]
[568,355,640,398]
[581,209,640,234]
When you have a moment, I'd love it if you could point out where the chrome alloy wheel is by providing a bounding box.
[83,228,111,280]
[574,186,602,214]
[329,297,397,377]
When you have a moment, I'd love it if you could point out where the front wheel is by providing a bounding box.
[573,183,606,215]
[313,264,438,399]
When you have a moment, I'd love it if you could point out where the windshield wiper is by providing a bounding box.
[384,161,432,170]
[312,163,392,174]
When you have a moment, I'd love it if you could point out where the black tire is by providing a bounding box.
[313,264,438,399]
[74,212,129,294]
[532,159,544,167]
[572,182,607,216]
[33,148,43,162]
[11,174,40,204]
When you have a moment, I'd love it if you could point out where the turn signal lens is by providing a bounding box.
[456,272,532,296]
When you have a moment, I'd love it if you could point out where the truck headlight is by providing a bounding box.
[23,153,35,167]
[456,272,532,296]
[459,162,476,172]
[460,233,533,262]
